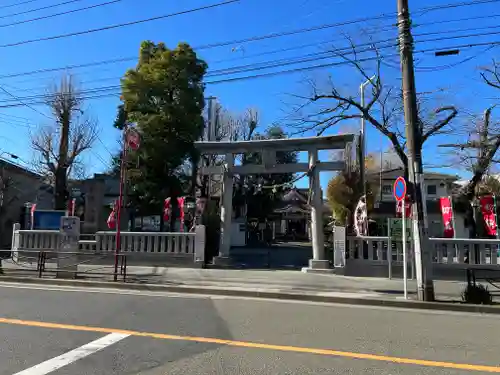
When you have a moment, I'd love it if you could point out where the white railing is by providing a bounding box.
[12,229,96,252]
[16,229,60,251]
[96,231,196,255]
[346,236,500,266]
[429,238,499,265]
[11,224,206,263]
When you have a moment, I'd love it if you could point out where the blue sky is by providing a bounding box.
[0,0,499,191]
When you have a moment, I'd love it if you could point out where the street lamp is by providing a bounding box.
[359,75,376,201]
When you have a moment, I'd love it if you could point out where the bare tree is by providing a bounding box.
[287,42,458,177]
[197,104,259,198]
[443,108,500,200]
[481,60,500,90]
[31,75,98,210]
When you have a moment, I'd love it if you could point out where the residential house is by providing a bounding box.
[366,168,468,237]
[0,159,53,247]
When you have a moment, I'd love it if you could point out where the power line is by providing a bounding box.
[0,0,85,21]
[0,2,498,96]
[1,37,499,106]
[0,0,240,48]
[0,0,123,29]
[0,85,50,119]
[415,12,500,28]
[416,0,500,13]
[414,23,500,39]
[96,135,115,158]
[0,0,40,11]
[0,41,398,105]
[0,8,497,82]
[415,46,496,72]
[0,41,482,108]
[0,56,135,80]
[2,27,499,95]
[415,27,500,45]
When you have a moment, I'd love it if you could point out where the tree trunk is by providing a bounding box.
[55,110,70,211]
[54,167,67,210]
[190,151,200,198]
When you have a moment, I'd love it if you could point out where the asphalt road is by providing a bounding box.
[0,282,499,374]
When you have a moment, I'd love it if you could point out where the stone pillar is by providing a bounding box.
[215,153,233,265]
[194,224,206,268]
[302,149,332,273]
[57,216,80,279]
[11,223,20,263]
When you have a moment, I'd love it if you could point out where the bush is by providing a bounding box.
[462,284,493,305]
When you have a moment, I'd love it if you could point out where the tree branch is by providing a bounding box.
[421,106,458,144]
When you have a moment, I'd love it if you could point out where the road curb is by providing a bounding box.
[1,275,499,315]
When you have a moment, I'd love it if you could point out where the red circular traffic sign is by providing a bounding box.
[393,176,407,202]
[126,128,140,151]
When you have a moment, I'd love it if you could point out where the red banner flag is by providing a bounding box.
[439,197,454,238]
[178,197,185,232]
[480,195,497,236]
[107,201,117,230]
[396,196,412,218]
[67,198,76,216]
[163,197,171,222]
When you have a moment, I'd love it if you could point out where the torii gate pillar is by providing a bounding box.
[304,149,331,273]
[219,153,234,259]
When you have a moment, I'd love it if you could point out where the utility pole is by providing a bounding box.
[397,0,435,301]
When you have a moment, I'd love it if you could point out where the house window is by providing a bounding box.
[427,185,437,195]
[382,185,392,195]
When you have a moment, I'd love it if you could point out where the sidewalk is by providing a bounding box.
[121,267,477,301]
[2,261,498,303]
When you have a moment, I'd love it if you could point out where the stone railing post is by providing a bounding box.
[194,225,205,267]
[57,217,80,279]
[11,223,21,262]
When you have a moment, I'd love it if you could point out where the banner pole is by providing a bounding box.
[450,196,457,239]
[494,195,500,259]
[402,198,408,300]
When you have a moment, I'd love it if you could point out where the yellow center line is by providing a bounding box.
[0,317,499,372]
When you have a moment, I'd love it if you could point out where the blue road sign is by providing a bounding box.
[393,176,407,202]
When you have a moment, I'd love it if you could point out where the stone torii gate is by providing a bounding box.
[194,134,355,273]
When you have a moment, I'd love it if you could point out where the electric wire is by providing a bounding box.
[0,0,40,11]
[0,17,497,84]
[0,0,124,29]
[0,0,86,20]
[0,0,240,48]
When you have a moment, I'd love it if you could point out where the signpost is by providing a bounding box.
[394,176,409,299]
[388,218,412,241]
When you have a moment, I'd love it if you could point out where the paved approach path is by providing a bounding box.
[0,280,499,374]
[106,267,482,300]
[2,263,492,300]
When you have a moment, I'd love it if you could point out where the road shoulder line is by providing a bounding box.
[12,332,130,375]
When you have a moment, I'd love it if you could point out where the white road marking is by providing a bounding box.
[12,333,130,375]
